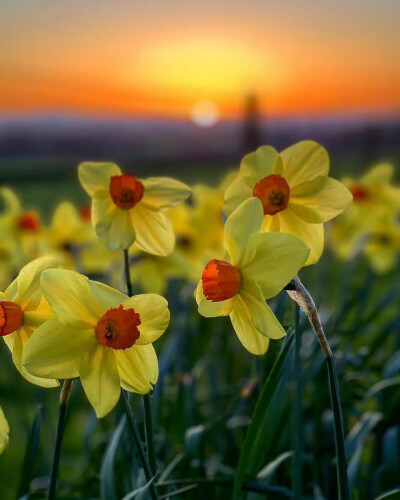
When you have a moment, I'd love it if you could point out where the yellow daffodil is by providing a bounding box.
[47,202,114,275]
[195,198,309,355]
[1,256,59,388]
[78,162,191,254]
[23,269,170,417]
[327,164,400,261]
[224,141,352,265]
[0,407,9,454]
[363,217,400,274]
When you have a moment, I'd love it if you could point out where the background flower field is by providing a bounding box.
[1,1,400,499]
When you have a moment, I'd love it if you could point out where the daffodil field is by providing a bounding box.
[0,141,399,500]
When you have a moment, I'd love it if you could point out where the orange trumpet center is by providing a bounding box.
[110,174,144,209]
[17,211,41,231]
[202,259,241,302]
[0,301,23,336]
[253,174,290,215]
[95,305,141,350]
[350,185,369,202]
[79,206,91,221]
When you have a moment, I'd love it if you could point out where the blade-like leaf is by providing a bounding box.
[233,333,294,499]
[101,415,126,500]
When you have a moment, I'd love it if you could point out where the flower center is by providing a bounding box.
[350,185,369,202]
[202,259,241,302]
[80,206,91,221]
[253,174,290,215]
[110,174,145,209]
[0,301,23,336]
[17,212,41,231]
[95,305,141,350]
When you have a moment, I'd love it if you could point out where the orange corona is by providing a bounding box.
[253,174,290,215]
[110,174,144,209]
[350,185,369,202]
[95,305,141,350]
[202,259,241,302]
[0,301,23,336]
[17,212,41,231]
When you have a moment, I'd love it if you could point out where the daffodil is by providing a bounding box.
[23,269,170,417]
[195,198,309,355]
[47,202,114,275]
[0,407,9,454]
[327,164,400,261]
[224,141,352,265]
[78,162,191,254]
[363,217,400,274]
[1,256,59,388]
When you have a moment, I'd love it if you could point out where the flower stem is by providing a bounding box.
[293,303,303,500]
[286,276,350,500]
[143,392,157,474]
[121,391,159,500]
[48,379,73,500]
[123,249,133,297]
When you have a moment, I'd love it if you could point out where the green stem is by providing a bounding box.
[144,392,157,474]
[287,276,350,500]
[123,249,133,297]
[123,248,158,477]
[48,379,73,500]
[293,303,303,500]
[121,391,159,500]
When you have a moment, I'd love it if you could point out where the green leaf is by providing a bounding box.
[101,415,126,500]
[374,489,400,500]
[17,405,43,498]
[121,475,157,500]
[233,333,294,499]
[346,412,383,491]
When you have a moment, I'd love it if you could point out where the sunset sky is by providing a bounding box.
[1,0,399,120]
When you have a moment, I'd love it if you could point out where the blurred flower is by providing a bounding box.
[196,198,309,355]
[78,162,191,254]
[47,202,113,275]
[224,141,352,264]
[23,269,170,417]
[0,407,9,454]
[0,256,59,387]
[327,163,400,263]
[363,216,400,274]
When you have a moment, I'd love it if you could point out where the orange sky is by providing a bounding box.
[1,0,399,119]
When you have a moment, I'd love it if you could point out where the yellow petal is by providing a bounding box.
[93,194,136,250]
[5,256,59,311]
[78,162,122,196]
[279,208,324,265]
[121,294,170,345]
[0,407,9,455]
[142,177,191,209]
[240,280,286,339]
[23,318,94,380]
[41,269,103,328]
[116,344,158,394]
[4,327,59,388]
[195,281,233,317]
[280,141,329,187]
[229,294,270,355]
[290,177,352,223]
[240,146,281,188]
[131,203,174,256]
[224,198,264,267]
[261,214,280,232]
[223,177,252,217]
[89,281,127,313]
[362,163,393,185]
[242,232,309,299]
[80,344,121,418]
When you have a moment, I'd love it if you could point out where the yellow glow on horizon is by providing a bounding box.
[128,37,286,101]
